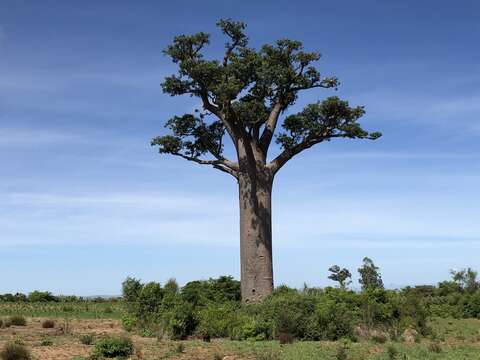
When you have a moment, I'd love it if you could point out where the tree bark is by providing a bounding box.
[238,168,274,303]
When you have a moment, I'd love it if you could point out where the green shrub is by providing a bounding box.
[8,316,26,327]
[40,336,53,346]
[28,291,58,302]
[230,317,270,341]
[41,319,55,328]
[335,341,348,360]
[386,344,399,360]
[79,333,94,345]
[0,343,31,360]
[162,301,196,339]
[428,341,442,353]
[140,328,156,337]
[307,297,356,341]
[92,336,134,358]
[121,315,135,332]
[195,302,237,339]
[175,343,185,353]
[254,349,281,360]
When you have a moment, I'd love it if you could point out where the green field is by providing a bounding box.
[0,301,122,319]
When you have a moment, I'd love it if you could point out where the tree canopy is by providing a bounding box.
[152,19,381,177]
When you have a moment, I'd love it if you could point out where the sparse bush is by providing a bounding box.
[386,344,399,360]
[40,336,53,346]
[92,336,134,358]
[335,341,349,360]
[278,332,294,344]
[254,349,281,360]
[28,291,58,302]
[428,341,442,353]
[371,333,387,343]
[121,315,135,332]
[213,353,223,360]
[41,319,55,328]
[0,343,31,360]
[175,343,185,353]
[8,316,26,327]
[79,334,94,345]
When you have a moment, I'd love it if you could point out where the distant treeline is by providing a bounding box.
[0,291,120,303]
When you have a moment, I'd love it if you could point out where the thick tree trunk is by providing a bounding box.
[238,170,274,303]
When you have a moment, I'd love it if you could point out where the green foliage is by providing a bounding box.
[120,265,480,344]
[92,336,134,358]
[79,333,94,345]
[335,341,349,360]
[358,257,384,291]
[0,343,31,360]
[386,344,399,360]
[195,302,237,339]
[328,265,352,289]
[161,300,197,340]
[308,292,356,340]
[152,19,381,178]
[451,268,479,293]
[40,335,53,346]
[8,316,26,326]
[175,343,185,353]
[120,315,134,332]
[28,291,58,302]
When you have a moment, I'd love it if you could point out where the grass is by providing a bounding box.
[0,306,479,359]
[0,301,122,319]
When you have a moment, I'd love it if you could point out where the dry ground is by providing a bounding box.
[2,317,480,359]
[0,318,248,360]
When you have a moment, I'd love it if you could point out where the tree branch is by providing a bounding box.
[269,132,379,174]
[259,101,283,152]
[172,152,239,178]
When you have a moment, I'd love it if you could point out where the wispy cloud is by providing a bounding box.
[0,127,83,147]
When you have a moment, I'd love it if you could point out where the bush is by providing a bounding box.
[41,319,55,328]
[386,344,399,360]
[307,296,356,341]
[28,291,58,302]
[230,316,270,341]
[8,316,26,327]
[335,342,348,360]
[0,343,31,360]
[162,301,196,339]
[175,343,185,353]
[40,336,53,346]
[278,332,294,344]
[92,336,134,358]
[121,315,135,332]
[428,341,442,353]
[195,302,237,339]
[79,333,94,345]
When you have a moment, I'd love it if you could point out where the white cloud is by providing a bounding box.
[1,187,478,250]
[0,127,82,147]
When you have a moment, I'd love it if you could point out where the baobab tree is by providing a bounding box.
[152,19,381,303]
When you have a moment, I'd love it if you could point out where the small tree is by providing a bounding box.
[328,265,352,289]
[152,19,381,302]
[450,268,479,293]
[358,257,383,291]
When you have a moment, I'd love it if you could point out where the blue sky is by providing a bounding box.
[1,0,479,295]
